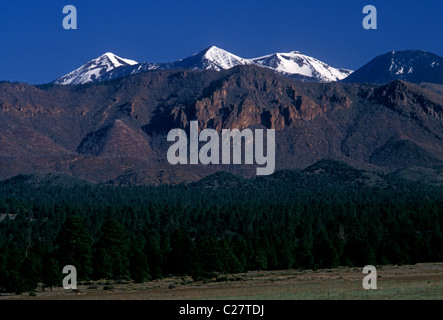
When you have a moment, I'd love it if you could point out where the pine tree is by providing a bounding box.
[21,251,42,291]
[168,229,198,276]
[313,232,339,269]
[94,219,130,280]
[294,239,314,269]
[57,216,93,280]
[42,256,62,290]
[144,235,163,279]
[0,243,26,294]
[129,241,150,283]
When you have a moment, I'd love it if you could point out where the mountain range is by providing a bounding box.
[52,47,443,87]
[53,46,353,85]
[1,57,443,184]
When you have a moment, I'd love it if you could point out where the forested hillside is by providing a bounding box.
[1,161,442,293]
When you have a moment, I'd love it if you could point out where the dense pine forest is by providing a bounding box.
[0,160,442,294]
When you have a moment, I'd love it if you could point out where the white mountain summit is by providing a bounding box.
[167,46,251,71]
[53,52,138,85]
[251,51,352,82]
[53,47,352,85]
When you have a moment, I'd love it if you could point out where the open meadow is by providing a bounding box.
[1,263,442,300]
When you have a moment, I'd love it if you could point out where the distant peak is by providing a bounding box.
[189,46,223,57]
[387,49,431,55]
[102,52,116,57]
[95,52,119,60]
[53,52,138,85]
[95,52,138,66]
[203,45,228,55]
[342,49,443,84]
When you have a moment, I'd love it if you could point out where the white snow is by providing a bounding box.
[251,51,352,82]
[395,67,404,75]
[103,52,138,68]
[54,53,138,85]
[54,47,354,85]
[389,58,395,72]
[201,46,251,70]
[196,47,352,82]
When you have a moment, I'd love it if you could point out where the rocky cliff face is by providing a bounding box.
[151,66,353,132]
[370,80,443,118]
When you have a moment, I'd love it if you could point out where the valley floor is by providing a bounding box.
[1,262,442,300]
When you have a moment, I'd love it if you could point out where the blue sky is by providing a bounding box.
[0,0,442,84]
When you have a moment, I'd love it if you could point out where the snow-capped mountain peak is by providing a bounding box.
[53,46,353,85]
[100,52,138,68]
[342,50,443,84]
[251,51,352,82]
[168,46,250,71]
[53,53,138,85]
[201,46,251,70]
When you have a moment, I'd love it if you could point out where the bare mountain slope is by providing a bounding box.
[1,66,442,184]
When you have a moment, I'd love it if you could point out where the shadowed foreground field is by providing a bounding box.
[1,263,442,300]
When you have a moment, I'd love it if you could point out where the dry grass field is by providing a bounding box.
[1,263,442,300]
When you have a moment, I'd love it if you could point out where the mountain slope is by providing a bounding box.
[53,52,138,85]
[2,66,443,184]
[251,51,352,82]
[77,119,155,159]
[166,46,251,71]
[342,50,443,84]
[97,46,251,81]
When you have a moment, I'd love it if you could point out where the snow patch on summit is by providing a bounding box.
[201,46,250,70]
[54,47,353,85]
[54,53,138,85]
[251,51,352,82]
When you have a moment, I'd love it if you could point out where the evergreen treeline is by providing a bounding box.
[0,163,442,294]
